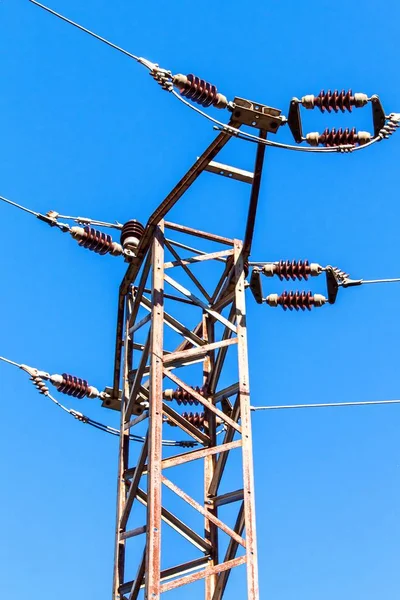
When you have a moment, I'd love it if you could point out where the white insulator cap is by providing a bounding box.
[87,386,101,399]
[109,242,123,256]
[262,264,275,277]
[313,294,327,307]
[354,93,369,108]
[310,263,323,276]
[266,294,279,307]
[305,132,320,146]
[163,389,174,400]
[357,131,372,145]
[50,373,64,385]
[173,73,189,89]
[122,236,140,252]
[70,226,85,241]
[301,94,315,109]
[214,93,229,109]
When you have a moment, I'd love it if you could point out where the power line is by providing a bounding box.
[29,0,143,64]
[251,399,400,411]
[0,194,39,217]
[28,1,399,155]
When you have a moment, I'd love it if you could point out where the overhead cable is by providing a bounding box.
[28,0,400,155]
[251,400,400,411]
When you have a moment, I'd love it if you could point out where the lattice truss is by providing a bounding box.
[112,220,258,600]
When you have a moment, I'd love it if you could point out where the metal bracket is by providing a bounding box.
[202,159,254,184]
[287,99,302,143]
[249,268,263,304]
[325,267,339,305]
[102,386,122,411]
[371,95,386,137]
[230,97,286,133]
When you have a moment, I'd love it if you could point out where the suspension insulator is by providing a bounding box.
[306,128,371,147]
[167,411,206,430]
[70,226,123,256]
[56,373,89,399]
[163,386,205,406]
[173,74,228,109]
[262,260,323,281]
[30,375,49,395]
[266,291,327,311]
[120,220,145,257]
[301,90,369,113]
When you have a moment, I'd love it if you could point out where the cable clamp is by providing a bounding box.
[150,65,174,91]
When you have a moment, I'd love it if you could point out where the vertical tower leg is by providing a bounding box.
[234,241,259,600]
[145,222,165,599]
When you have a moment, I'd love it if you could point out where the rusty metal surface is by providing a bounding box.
[112,221,259,599]
[112,297,131,600]
[234,240,260,600]
[243,130,267,257]
[145,223,165,600]
[202,159,254,184]
[160,556,247,593]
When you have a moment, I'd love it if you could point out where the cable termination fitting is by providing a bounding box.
[306,128,371,147]
[173,74,228,109]
[262,260,323,280]
[266,291,327,311]
[301,90,369,113]
[378,113,400,139]
[70,226,123,256]
[30,375,49,395]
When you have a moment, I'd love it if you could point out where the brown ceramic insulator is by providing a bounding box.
[181,412,206,430]
[320,127,357,147]
[120,220,145,247]
[169,386,204,406]
[57,373,88,399]
[315,89,355,113]
[278,291,315,311]
[78,226,114,255]
[178,74,223,108]
[275,260,311,281]
[30,376,49,395]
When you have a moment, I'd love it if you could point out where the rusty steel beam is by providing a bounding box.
[145,223,165,600]
[243,130,267,257]
[165,221,235,246]
[160,556,247,594]
[160,440,242,471]
[164,248,233,270]
[234,240,259,600]
[212,503,246,600]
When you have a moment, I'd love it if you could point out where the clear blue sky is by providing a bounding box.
[1,1,400,598]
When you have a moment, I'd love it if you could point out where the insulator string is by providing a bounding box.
[0,356,197,447]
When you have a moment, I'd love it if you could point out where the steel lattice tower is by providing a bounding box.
[109,123,268,599]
